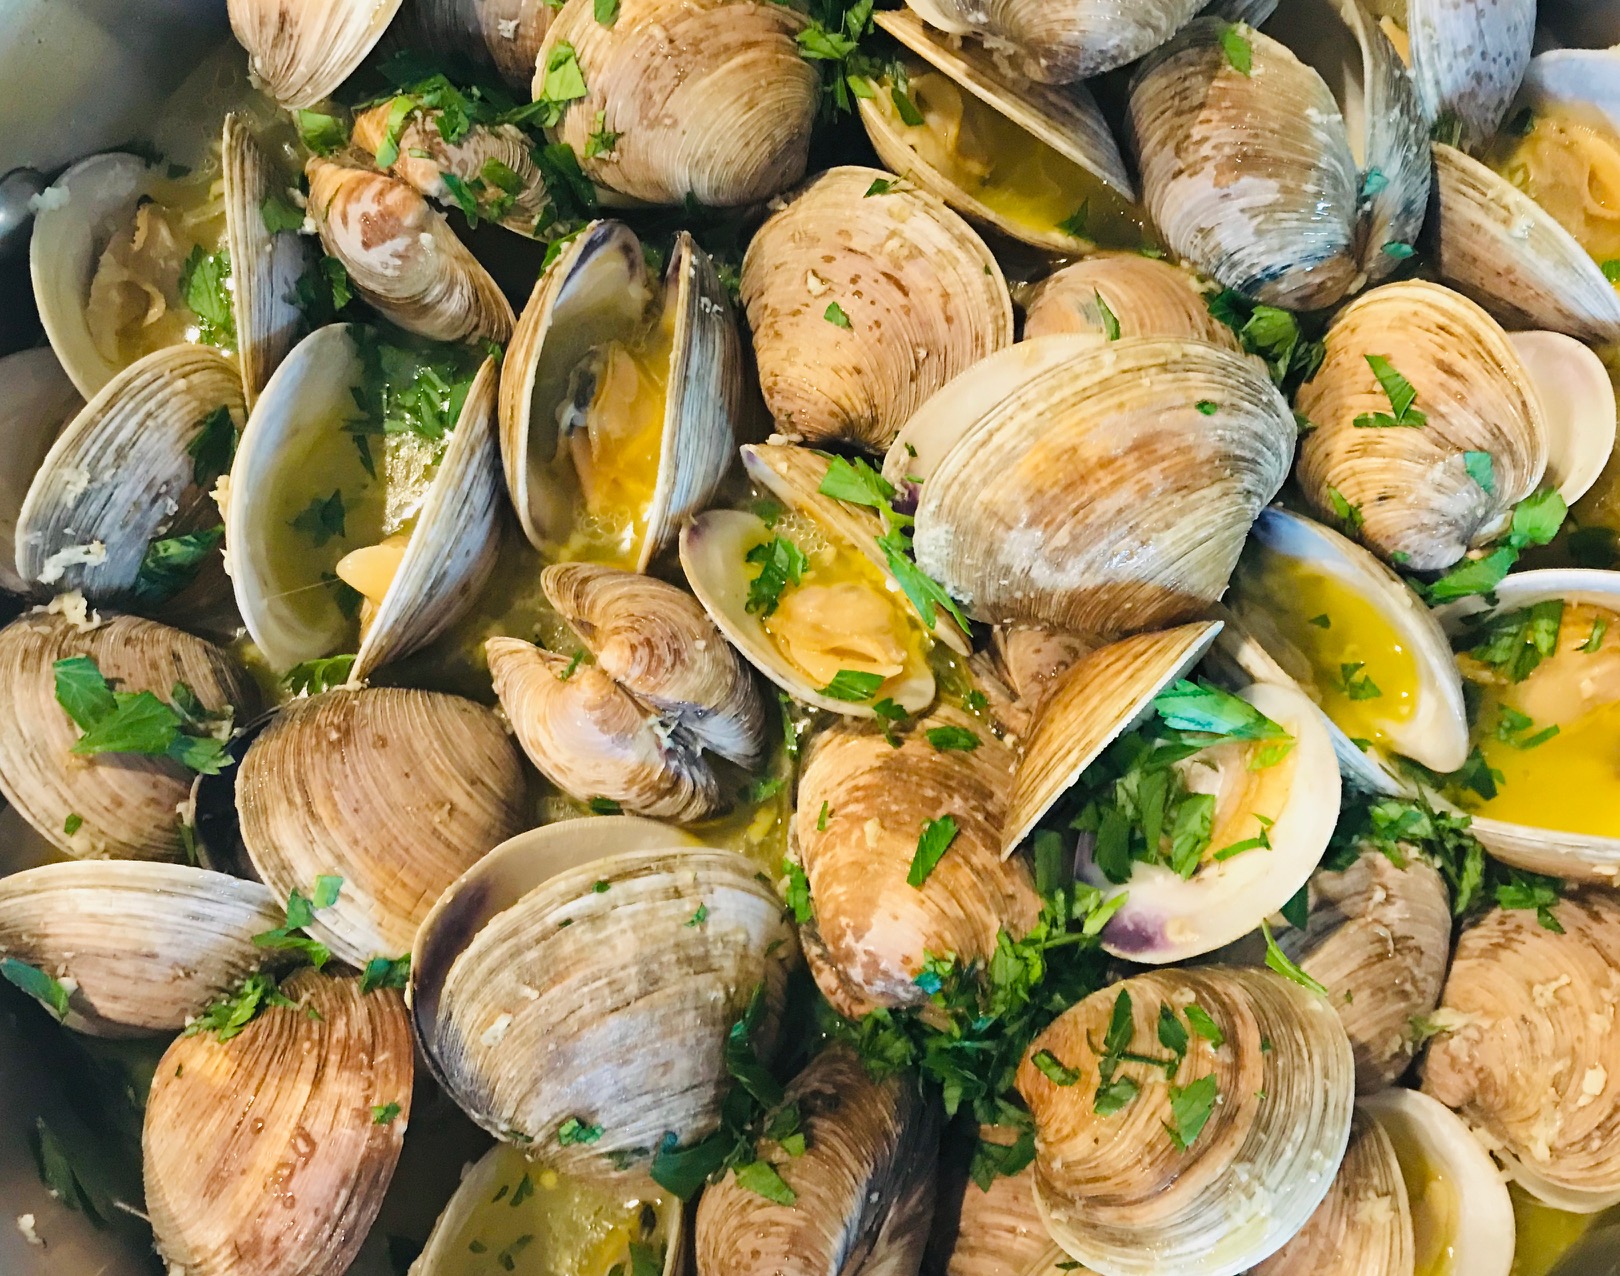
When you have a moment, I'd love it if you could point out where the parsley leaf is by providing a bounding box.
[1219,23,1253,75]
[290,489,347,548]
[1464,449,1495,494]
[907,815,959,887]
[732,1159,795,1204]
[1094,291,1121,341]
[1260,919,1327,996]
[1166,1074,1219,1151]
[360,954,411,993]
[1152,680,1289,740]
[818,454,894,507]
[1461,599,1563,683]
[823,301,852,329]
[1,958,70,1020]
[187,404,238,489]
[184,971,296,1041]
[1031,1049,1080,1086]
[557,1116,604,1146]
[178,246,236,349]
[295,110,349,155]
[744,535,807,617]
[925,725,980,752]
[1353,354,1426,429]
[133,526,223,604]
[782,857,812,924]
[261,191,306,233]
[819,669,886,702]
[283,653,358,696]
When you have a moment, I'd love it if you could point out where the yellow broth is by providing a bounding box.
[1487,103,1620,269]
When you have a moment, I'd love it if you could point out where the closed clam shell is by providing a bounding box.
[940,1151,1068,1276]
[540,0,817,206]
[795,704,1041,1019]
[1376,0,1534,149]
[306,158,514,345]
[0,860,285,1037]
[988,624,1097,719]
[910,337,1295,637]
[404,0,555,90]
[1295,280,1549,572]
[144,970,413,1276]
[1429,141,1620,344]
[228,0,405,107]
[1016,966,1355,1276]
[1248,1108,1414,1276]
[1021,256,1239,346]
[14,343,240,606]
[0,347,82,595]
[740,166,1012,450]
[1278,849,1450,1092]
[423,844,797,1168]
[237,687,526,969]
[1422,891,1620,1211]
[695,1045,940,1276]
[0,610,258,862]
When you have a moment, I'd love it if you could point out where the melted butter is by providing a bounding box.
[1510,1183,1594,1276]
[875,66,1145,247]
[1230,547,1420,751]
[1384,1130,1462,1276]
[551,307,675,570]
[1468,602,1620,836]
[1487,104,1620,268]
[441,1145,674,1276]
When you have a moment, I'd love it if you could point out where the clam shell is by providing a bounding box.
[941,1153,1068,1276]
[0,610,258,862]
[498,221,742,568]
[144,970,413,1276]
[236,687,526,968]
[227,0,405,107]
[404,0,555,90]
[910,336,1295,636]
[228,325,504,674]
[305,158,514,345]
[1278,849,1450,1092]
[14,343,240,605]
[1508,331,1617,507]
[420,841,797,1168]
[740,165,1012,450]
[1422,890,1620,1212]
[1295,280,1548,572]
[0,347,82,594]
[1429,142,1620,344]
[539,0,817,206]
[1397,0,1535,150]
[0,860,284,1037]
[695,1045,940,1276]
[1016,966,1355,1276]
[1021,255,1240,347]
[795,703,1041,1018]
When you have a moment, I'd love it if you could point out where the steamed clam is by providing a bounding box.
[403,0,556,92]
[1021,255,1240,347]
[0,347,82,594]
[228,0,404,107]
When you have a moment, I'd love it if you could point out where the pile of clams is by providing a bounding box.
[9,2,1620,1275]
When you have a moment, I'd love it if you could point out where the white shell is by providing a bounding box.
[0,348,82,594]
[1507,331,1616,507]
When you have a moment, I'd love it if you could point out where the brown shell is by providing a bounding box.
[1022,256,1241,348]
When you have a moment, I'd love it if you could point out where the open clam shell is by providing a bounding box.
[739,165,1012,451]
[0,347,82,595]
[0,610,258,862]
[14,343,240,607]
[404,0,555,91]
[228,0,405,107]
[1374,0,1534,150]
[1021,255,1240,346]
[228,324,503,675]
[144,970,413,1276]
[907,336,1295,637]
[0,861,285,1037]
[1507,330,1617,507]
[1435,568,1620,882]
[857,10,1137,253]
[498,220,742,570]
[1016,966,1355,1276]
[412,824,797,1168]
[236,687,526,969]
[1216,506,1470,792]
[306,158,514,345]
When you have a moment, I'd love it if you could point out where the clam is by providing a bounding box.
[793,702,1040,1019]
[1508,331,1617,507]
[305,157,515,345]
[30,121,314,403]
[410,817,798,1166]
[1217,506,1470,794]
[1295,281,1549,573]
[893,336,1295,637]
[1422,890,1620,1212]
[1437,568,1620,882]
[0,610,258,862]
[1276,849,1450,1091]
[940,1153,1066,1276]
[487,564,764,821]
[1128,7,1428,311]
[1021,255,1241,347]
[0,860,284,1037]
[403,0,555,91]
[988,624,1097,717]
[498,220,743,569]
[227,324,504,678]
[539,0,817,207]
[1248,1108,1413,1276]
[351,102,552,238]
[236,687,526,969]
[0,347,82,594]
[410,1141,683,1275]
[228,0,404,107]
[739,165,1012,450]
[1005,625,1342,964]
[857,10,1139,253]
[1015,966,1355,1276]
[144,969,413,1276]
[15,343,241,608]
[681,443,969,720]
[900,0,1202,84]
[695,1045,940,1275]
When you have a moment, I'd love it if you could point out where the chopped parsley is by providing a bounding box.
[360,954,411,994]
[63,813,83,836]
[819,669,885,701]
[295,110,349,155]
[557,1116,604,1146]
[686,904,710,928]
[372,1102,402,1125]
[133,525,224,604]
[536,43,588,122]
[1460,598,1563,683]
[1582,618,1609,653]
[782,857,812,924]
[53,656,233,775]
[584,110,620,157]
[889,86,924,126]
[1196,400,1219,415]
[1205,290,1324,391]
[1334,661,1382,701]
[187,404,238,489]
[1219,23,1253,75]
[1382,241,1416,259]
[283,654,358,696]
[260,191,306,233]
[290,489,347,547]
[185,971,296,1041]
[1057,200,1089,239]
[1259,919,1327,996]
[925,725,980,752]
[1094,291,1121,341]
[1464,449,1495,494]
[252,877,343,971]
[1494,705,1559,751]
[1353,355,1425,429]
[1424,489,1567,603]
[823,301,852,329]
[1166,1074,1220,1151]
[1,958,70,1020]
[794,0,879,115]
[595,0,619,22]
[178,246,236,349]
[744,535,807,617]
[906,815,959,887]
[1031,1049,1080,1086]
[1325,486,1364,533]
